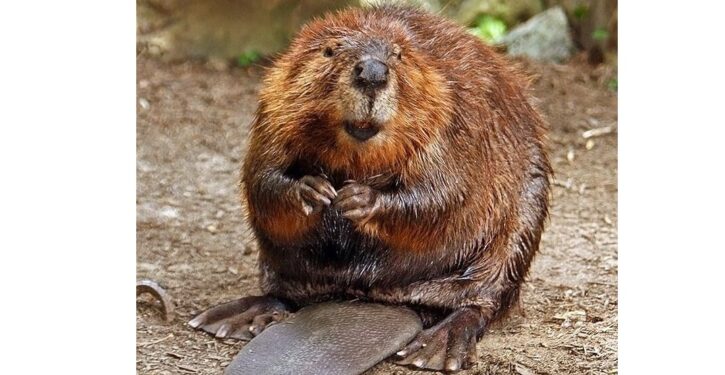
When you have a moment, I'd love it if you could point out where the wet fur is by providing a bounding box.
[242,6,551,328]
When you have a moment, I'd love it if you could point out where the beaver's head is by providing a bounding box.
[260,7,453,175]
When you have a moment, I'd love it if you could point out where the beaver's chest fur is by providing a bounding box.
[254,165,469,295]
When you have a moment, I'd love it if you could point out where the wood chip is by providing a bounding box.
[515,362,537,375]
[177,365,198,373]
[553,310,587,321]
[552,178,574,190]
[166,352,183,359]
[582,126,614,139]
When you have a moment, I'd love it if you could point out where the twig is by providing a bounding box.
[137,279,175,322]
[552,178,574,190]
[138,333,173,347]
[582,126,614,139]
[177,365,198,373]
[166,352,183,359]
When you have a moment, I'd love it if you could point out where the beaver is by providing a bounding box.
[190,5,551,372]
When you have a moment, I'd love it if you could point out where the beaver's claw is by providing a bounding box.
[333,181,381,224]
[295,175,337,215]
[188,296,291,341]
[395,307,485,372]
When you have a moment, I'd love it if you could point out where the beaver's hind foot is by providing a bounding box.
[188,296,291,340]
[395,306,486,372]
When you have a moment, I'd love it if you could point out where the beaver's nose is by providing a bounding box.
[353,59,388,92]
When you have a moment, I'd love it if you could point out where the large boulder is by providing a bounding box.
[500,6,575,63]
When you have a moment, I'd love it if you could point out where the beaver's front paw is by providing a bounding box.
[333,181,381,224]
[294,175,337,216]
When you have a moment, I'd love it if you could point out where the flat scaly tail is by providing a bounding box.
[224,301,422,375]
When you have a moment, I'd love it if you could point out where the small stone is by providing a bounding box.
[206,224,218,233]
[243,245,254,255]
[139,97,150,110]
[586,139,595,150]
[158,206,179,219]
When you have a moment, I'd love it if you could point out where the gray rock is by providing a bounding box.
[500,6,574,63]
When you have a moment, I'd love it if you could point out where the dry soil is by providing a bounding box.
[136,55,618,375]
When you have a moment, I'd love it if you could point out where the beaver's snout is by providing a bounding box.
[339,53,396,130]
[353,58,388,94]
[344,121,380,142]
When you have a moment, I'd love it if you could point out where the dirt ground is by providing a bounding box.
[136,54,617,374]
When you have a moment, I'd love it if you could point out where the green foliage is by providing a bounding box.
[573,4,589,20]
[607,78,618,92]
[592,28,609,42]
[469,14,507,44]
[237,50,262,67]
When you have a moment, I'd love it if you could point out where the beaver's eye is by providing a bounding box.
[323,47,334,58]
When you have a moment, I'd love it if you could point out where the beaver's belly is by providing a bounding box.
[258,208,445,291]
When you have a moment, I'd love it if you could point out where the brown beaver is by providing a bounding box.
[190,5,551,372]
